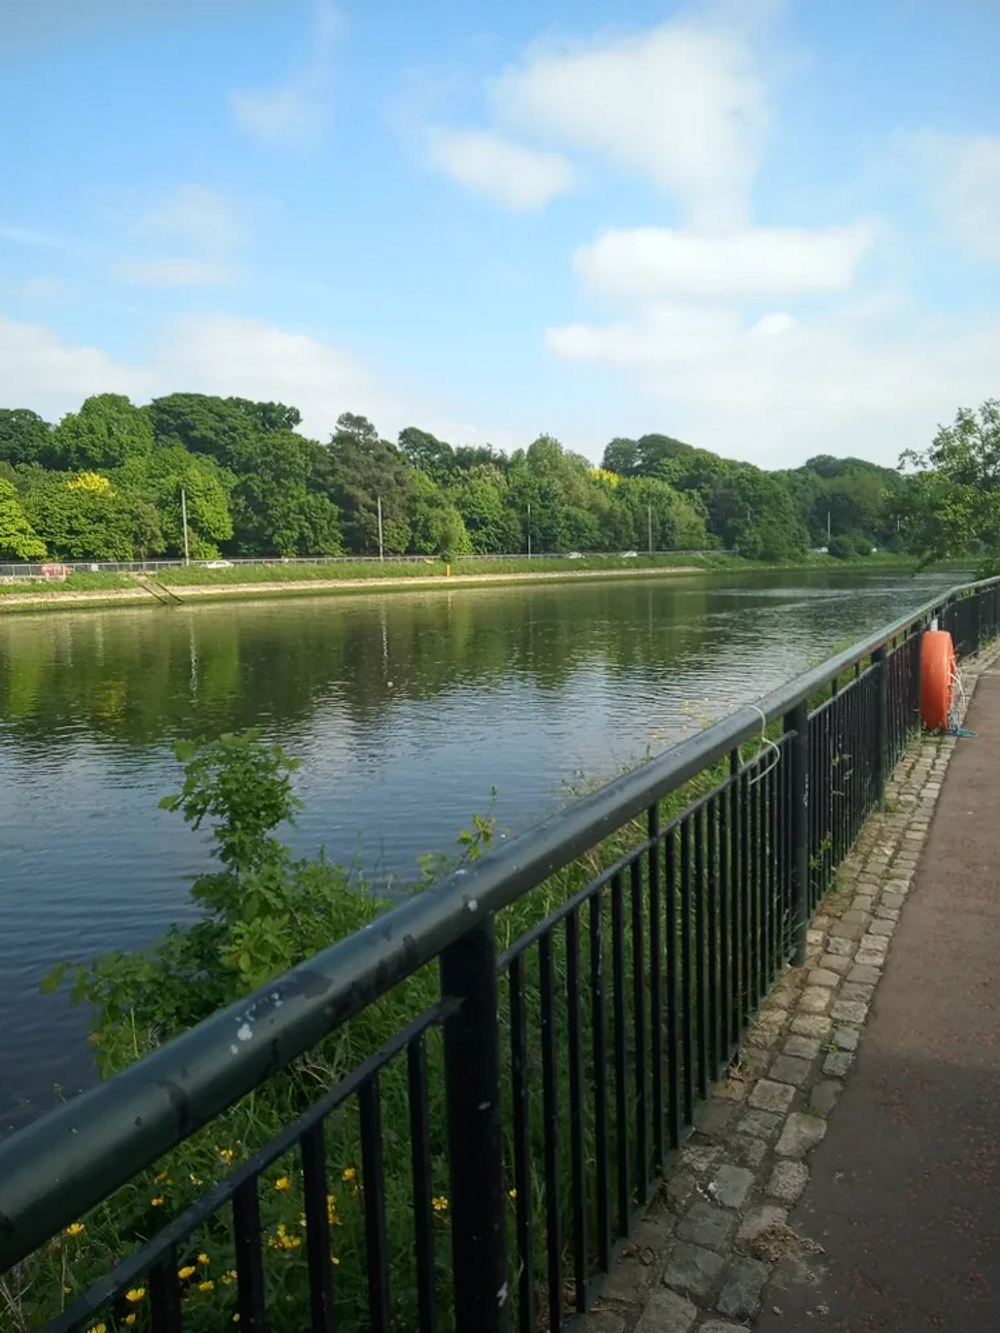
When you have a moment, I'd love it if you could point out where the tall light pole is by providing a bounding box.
[647,503,653,556]
[527,501,532,558]
[377,495,384,563]
[180,487,190,565]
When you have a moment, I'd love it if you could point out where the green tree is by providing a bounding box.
[407,471,471,556]
[601,437,639,476]
[399,427,455,484]
[147,393,258,471]
[0,409,53,466]
[117,445,234,558]
[24,476,137,560]
[51,394,154,471]
[900,400,1000,563]
[711,469,809,559]
[321,414,413,554]
[452,465,516,553]
[0,477,46,559]
[617,476,709,551]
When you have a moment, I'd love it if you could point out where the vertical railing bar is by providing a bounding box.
[360,1078,391,1333]
[540,933,564,1332]
[706,794,720,1080]
[441,921,508,1333]
[647,804,664,1175]
[630,857,649,1202]
[589,891,611,1270]
[664,829,682,1150]
[301,1121,335,1333]
[406,1039,437,1333]
[565,910,589,1312]
[233,1177,267,1333]
[679,821,695,1128]
[611,874,630,1235]
[719,775,732,1059]
[148,1243,183,1333]
[694,805,709,1103]
[787,703,809,965]
[738,762,751,1035]
[509,955,535,1333]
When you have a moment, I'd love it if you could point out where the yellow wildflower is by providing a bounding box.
[233,1316,240,1324]
[125,1317,137,1327]
[221,1269,237,1286]
[197,1252,210,1266]
[432,1196,448,1213]
[341,1167,356,1182]
[198,1280,215,1292]
[65,1222,85,1237]
[219,1148,234,1163]
[154,1170,170,1183]
[178,1265,196,1280]
[86,1325,106,1333]
[151,1196,165,1207]
[274,1176,292,1192]
[331,1255,340,1266]
[508,1188,517,1200]
[189,1173,203,1186]
[125,1288,146,1303]
[298,1214,307,1228]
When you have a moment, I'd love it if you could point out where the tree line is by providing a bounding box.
[0,391,926,563]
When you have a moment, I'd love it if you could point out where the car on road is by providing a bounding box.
[202,560,234,569]
[619,550,639,558]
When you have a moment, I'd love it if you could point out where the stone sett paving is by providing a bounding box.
[579,641,1000,1333]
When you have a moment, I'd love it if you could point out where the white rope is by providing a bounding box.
[746,703,782,785]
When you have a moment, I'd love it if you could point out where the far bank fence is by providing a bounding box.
[0,577,996,1332]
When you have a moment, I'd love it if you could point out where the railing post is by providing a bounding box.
[441,918,510,1333]
[972,591,982,657]
[873,646,889,803]
[786,702,810,966]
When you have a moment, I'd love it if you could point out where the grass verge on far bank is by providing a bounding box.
[0,550,971,615]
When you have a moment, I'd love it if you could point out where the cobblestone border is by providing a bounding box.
[582,642,1000,1333]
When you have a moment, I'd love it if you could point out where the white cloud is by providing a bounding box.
[547,300,1000,466]
[426,129,576,210]
[115,258,229,287]
[137,185,241,251]
[0,316,152,415]
[0,311,447,441]
[574,224,876,305]
[231,1,340,149]
[908,131,1000,262]
[157,314,382,436]
[488,19,770,229]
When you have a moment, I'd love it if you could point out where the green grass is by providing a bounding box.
[0,571,135,596]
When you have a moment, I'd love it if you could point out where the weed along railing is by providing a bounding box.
[2,578,999,1333]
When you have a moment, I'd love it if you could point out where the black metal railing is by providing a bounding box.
[1,577,997,1333]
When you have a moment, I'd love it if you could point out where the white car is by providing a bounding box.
[202,560,234,569]
[620,550,639,558]
[566,551,584,559]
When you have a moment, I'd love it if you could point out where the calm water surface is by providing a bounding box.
[0,570,959,1129]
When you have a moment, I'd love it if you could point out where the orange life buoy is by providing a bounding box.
[920,629,956,731]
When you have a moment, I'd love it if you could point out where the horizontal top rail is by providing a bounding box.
[0,574,994,1269]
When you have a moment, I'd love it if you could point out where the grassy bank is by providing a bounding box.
[0,551,964,616]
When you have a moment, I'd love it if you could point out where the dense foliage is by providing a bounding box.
[0,392,919,564]
[899,399,1000,572]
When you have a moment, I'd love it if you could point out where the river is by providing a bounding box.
[0,568,960,1130]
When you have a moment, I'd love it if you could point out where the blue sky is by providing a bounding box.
[1,0,998,466]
